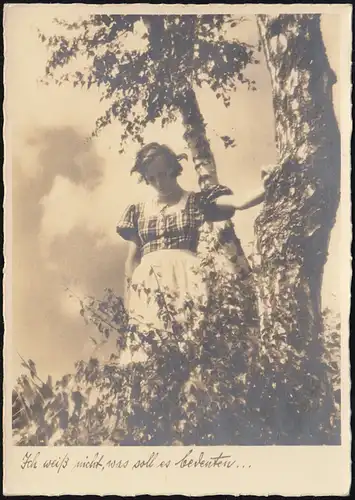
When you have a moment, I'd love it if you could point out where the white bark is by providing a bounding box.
[254,14,340,443]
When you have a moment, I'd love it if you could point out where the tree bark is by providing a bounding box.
[176,88,218,188]
[143,15,253,279]
[176,88,252,279]
[254,14,340,443]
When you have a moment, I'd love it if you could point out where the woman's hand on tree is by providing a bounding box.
[261,163,278,183]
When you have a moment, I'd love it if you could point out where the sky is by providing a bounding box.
[5,6,342,379]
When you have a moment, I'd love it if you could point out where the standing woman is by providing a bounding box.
[117,143,231,333]
[116,142,265,336]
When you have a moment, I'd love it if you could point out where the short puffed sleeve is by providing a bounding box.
[197,184,235,222]
[116,204,138,241]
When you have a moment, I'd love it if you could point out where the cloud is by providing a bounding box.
[11,126,127,378]
[47,226,126,297]
[27,126,104,190]
[40,176,90,248]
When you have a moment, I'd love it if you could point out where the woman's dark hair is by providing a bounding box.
[131,142,187,183]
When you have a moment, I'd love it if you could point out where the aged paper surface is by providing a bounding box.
[3,3,352,496]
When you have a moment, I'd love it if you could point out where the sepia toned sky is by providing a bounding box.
[5,5,342,379]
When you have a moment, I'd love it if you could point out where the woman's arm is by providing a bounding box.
[216,163,275,212]
[203,189,265,221]
[202,164,276,221]
[124,241,141,308]
[234,188,265,211]
[214,188,265,213]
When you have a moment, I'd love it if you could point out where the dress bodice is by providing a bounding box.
[117,185,233,257]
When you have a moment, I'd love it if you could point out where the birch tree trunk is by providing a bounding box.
[176,89,253,279]
[144,15,253,279]
[254,14,340,443]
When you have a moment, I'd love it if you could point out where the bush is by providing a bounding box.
[12,244,340,446]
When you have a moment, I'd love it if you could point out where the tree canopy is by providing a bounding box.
[39,15,258,151]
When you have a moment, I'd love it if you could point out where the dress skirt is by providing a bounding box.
[128,248,208,331]
[120,248,208,365]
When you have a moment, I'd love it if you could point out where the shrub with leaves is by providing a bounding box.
[13,245,340,446]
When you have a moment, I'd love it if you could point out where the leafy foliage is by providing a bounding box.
[13,245,340,446]
[38,14,257,149]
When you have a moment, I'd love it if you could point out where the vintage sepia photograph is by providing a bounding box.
[3,2,352,496]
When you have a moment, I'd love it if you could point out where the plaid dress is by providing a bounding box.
[117,185,233,257]
[116,185,234,343]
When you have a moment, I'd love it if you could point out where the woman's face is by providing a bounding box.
[145,155,176,194]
